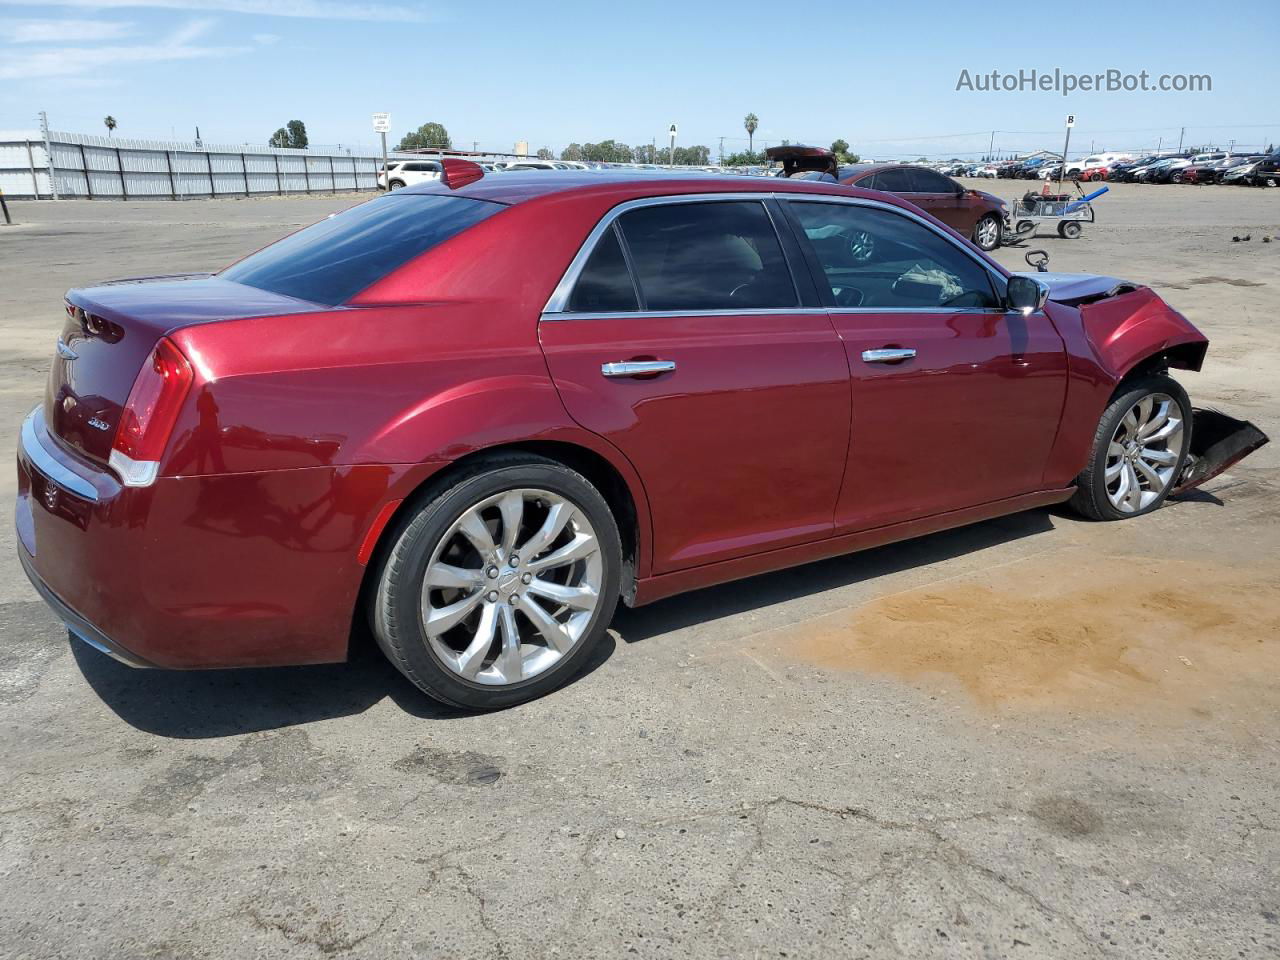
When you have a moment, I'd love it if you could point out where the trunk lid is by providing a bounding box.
[46,275,320,464]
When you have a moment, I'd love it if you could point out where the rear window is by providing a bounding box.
[222,194,501,305]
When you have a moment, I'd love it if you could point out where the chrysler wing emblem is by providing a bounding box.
[44,481,59,510]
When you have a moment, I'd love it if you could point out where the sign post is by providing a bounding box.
[668,123,677,168]
[372,112,391,189]
[1058,114,1075,189]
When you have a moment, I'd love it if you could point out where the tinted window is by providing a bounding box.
[222,194,500,305]
[787,201,999,310]
[872,168,913,192]
[568,225,638,313]
[617,201,796,311]
[909,169,959,193]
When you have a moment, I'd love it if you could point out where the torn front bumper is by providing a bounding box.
[1172,408,1270,495]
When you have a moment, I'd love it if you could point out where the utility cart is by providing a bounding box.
[1003,184,1108,241]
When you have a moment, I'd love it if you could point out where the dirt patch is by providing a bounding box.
[760,553,1279,713]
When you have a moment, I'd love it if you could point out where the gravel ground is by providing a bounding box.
[0,183,1277,960]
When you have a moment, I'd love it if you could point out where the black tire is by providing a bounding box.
[372,454,622,709]
[387,179,406,190]
[973,213,1002,251]
[1058,221,1083,239]
[1068,375,1192,521]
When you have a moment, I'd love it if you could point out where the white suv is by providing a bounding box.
[379,159,443,190]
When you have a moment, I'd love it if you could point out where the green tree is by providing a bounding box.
[103,115,117,137]
[269,127,291,148]
[672,145,711,166]
[560,143,584,162]
[831,138,851,161]
[724,149,767,167]
[743,113,759,153]
[397,122,451,151]
[536,147,554,160]
[286,119,308,149]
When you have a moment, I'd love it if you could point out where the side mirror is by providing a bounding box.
[1006,275,1049,315]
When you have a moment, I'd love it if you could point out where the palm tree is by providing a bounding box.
[743,113,759,154]
[103,116,117,137]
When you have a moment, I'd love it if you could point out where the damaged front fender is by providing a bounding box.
[1078,286,1209,379]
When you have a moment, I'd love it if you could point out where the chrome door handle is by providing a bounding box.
[600,360,676,378]
[861,348,916,364]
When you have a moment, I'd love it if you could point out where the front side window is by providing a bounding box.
[787,201,999,310]
[909,169,959,194]
[614,201,797,311]
[222,194,501,305]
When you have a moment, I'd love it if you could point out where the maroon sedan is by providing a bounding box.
[17,161,1264,709]
[767,146,1007,251]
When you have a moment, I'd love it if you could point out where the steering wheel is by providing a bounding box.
[847,229,875,263]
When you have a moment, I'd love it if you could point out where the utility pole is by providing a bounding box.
[1177,126,1185,155]
[1157,136,1163,156]
[719,136,724,165]
[472,141,478,153]
[38,110,58,200]
[988,130,995,157]
[668,123,677,168]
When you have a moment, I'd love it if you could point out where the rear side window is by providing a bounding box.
[568,225,638,312]
[222,194,500,305]
[616,201,796,311]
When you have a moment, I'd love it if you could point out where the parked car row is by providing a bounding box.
[992,151,1280,187]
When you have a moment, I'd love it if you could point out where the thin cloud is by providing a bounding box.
[33,0,428,22]
[253,32,280,44]
[0,19,251,81]
[12,19,137,43]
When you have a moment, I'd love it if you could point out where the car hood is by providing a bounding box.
[1013,271,1130,303]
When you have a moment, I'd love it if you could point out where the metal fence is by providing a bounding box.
[0,130,403,200]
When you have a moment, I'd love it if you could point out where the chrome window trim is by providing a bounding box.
[541,191,1010,319]
[20,407,102,503]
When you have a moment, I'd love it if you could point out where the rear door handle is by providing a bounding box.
[601,360,676,378]
[861,348,916,364]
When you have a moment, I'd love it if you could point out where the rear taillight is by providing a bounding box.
[109,337,193,487]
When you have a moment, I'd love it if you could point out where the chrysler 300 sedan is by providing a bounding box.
[17,161,1263,709]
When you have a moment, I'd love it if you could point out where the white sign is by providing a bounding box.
[1065,114,1076,128]
[372,112,391,133]
[669,123,678,136]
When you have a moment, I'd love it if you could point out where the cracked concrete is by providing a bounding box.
[0,188,1278,958]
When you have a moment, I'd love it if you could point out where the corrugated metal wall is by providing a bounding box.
[0,130,398,199]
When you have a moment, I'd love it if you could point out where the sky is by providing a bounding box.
[0,0,1274,160]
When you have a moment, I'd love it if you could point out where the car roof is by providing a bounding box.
[397,168,916,208]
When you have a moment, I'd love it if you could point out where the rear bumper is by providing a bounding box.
[18,545,154,667]
[17,405,441,669]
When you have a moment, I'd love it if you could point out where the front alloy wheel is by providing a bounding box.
[973,214,1001,251]
[1069,375,1191,521]
[373,456,621,709]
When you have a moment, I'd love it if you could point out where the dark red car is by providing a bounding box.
[767,145,1007,251]
[18,162,1264,709]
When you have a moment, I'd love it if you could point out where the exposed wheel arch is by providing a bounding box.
[1118,341,1208,386]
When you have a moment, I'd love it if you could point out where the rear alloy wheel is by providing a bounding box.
[373,458,621,709]
[973,214,1002,251]
[1069,375,1191,521]
[388,179,406,190]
